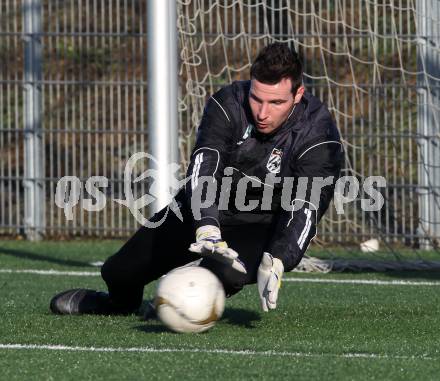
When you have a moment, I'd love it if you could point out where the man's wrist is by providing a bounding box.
[195,225,222,242]
[193,216,220,231]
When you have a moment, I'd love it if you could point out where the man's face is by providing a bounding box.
[249,77,295,134]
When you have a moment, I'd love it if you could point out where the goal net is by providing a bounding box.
[177,0,440,270]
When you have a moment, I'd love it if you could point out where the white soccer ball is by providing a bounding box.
[155,266,225,333]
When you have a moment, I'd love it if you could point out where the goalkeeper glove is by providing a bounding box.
[189,225,246,274]
[257,252,284,312]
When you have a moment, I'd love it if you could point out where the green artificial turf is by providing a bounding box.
[1,240,440,380]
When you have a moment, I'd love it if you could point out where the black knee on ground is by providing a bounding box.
[199,258,248,297]
[101,256,144,313]
[100,254,121,285]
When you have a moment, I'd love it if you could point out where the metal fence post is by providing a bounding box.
[417,0,440,249]
[147,0,179,214]
[23,0,44,240]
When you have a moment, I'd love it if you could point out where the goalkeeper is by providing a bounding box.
[50,42,344,314]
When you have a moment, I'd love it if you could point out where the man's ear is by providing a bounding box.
[294,85,305,104]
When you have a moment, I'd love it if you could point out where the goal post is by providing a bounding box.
[416,0,440,250]
[147,0,179,213]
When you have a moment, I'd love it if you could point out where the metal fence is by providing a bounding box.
[1,0,149,238]
[1,0,440,252]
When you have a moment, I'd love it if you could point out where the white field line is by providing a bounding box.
[1,268,440,286]
[0,343,435,361]
[2,268,440,287]
[0,269,100,276]
[282,278,440,286]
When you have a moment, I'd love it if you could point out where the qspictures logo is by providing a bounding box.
[55,152,189,228]
[55,152,387,228]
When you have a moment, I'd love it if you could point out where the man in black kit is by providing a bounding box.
[50,42,344,315]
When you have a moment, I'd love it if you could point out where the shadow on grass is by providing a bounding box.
[0,246,92,267]
[381,270,440,281]
[331,268,440,281]
[221,307,261,328]
[133,307,261,333]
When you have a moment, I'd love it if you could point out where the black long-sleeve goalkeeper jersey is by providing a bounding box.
[184,80,344,271]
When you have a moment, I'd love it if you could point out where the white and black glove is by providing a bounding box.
[189,225,247,274]
[257,252,284,312]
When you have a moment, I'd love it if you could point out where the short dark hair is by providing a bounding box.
[250,42,303,94]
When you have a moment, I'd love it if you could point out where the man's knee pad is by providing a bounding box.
[199,258,247,297]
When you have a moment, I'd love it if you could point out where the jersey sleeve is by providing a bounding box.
[265,138,344,271]
[184,95,233,229]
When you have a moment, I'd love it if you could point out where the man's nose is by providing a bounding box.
[258,103,269,120]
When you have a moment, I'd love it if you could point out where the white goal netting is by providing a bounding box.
[177,0,440,268]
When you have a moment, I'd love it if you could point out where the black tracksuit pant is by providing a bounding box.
[100,201,272,313]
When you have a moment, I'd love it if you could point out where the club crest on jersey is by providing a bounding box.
[266,148,283,174]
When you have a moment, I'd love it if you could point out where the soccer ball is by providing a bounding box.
[154,266,225,333]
